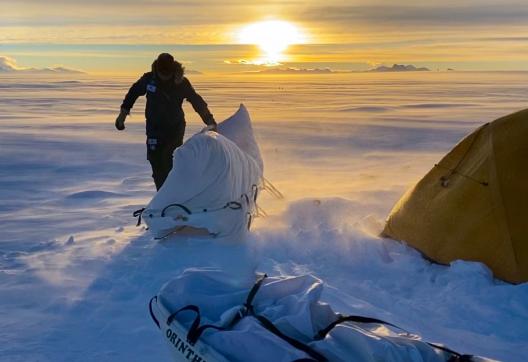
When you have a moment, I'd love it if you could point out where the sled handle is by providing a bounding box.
[149,296,160,329]
[161,203,192,217]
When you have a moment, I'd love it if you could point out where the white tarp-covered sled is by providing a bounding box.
[149,270,492,362]
[136,104,264,239]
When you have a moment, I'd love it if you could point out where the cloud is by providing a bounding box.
[0,55,21,71]
[0,55,85,73]
[248,67,347,74]
[224,59,283,66]
[300,3,528,27]
[0,0,274,27]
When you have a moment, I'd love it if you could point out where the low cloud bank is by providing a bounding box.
[0,55,85,74]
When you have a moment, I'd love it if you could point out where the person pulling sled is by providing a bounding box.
[115,53,216,190]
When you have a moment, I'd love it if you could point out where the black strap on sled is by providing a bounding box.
[149,296,160,329]
[236,274,328,362]
[219,273,267,328]
[161,203,192,217]
[161,201,244,217]
[183,273,269,345]
[447,354,475,362]
[166,305,202,345]
[136,187,256,228]
[314,314,405,340]
[255,314,328,361]
[314,314,475,361]
[133,208,145,226]
[243,273,266,314]
[430,344,474,362]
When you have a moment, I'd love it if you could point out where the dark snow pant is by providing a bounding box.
[147,132,184,191]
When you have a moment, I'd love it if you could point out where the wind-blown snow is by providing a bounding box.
[1,72,527,361]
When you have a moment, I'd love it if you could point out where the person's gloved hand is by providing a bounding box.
[207,122,218,132]
[199,108,217,132]
[115,108,128,130]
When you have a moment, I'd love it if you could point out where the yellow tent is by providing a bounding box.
[383,109,528,283]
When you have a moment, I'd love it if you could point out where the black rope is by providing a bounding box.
[167,304,200,325]
[235,274,328,361]
[153,226,186,240]
[222,273,267,329]
[243,193,250,205]
[133,208,145,226]
[244,273,266,313]
[188,323,228,345]
[184,273,268,344]
[149,296,160,329]
[428,342,464,359]
[247,212,253,230]
[160,201,243,218]
[447,355,475,362]
[161,203,192,217]
[166,305,202,345]
[137,186,259,229]
[256,315,328,361]
[314,314,406,340]
[314,314,475,361]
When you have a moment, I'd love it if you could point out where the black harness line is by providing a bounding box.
[314,314,474,362]
[132,183,261,228]
[133,208,145,226]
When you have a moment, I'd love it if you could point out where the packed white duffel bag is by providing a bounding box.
[136,104,263,240]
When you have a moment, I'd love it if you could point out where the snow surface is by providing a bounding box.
[1,72,528,361]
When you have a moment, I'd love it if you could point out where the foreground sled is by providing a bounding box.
[149,270,491,362]
[137,104,263,239]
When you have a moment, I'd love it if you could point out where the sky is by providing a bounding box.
[1,0,528,74]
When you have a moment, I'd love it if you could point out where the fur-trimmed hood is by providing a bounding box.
[152,59,185,84]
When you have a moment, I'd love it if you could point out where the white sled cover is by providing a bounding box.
[143,104,263,239]
[150,270,491,362]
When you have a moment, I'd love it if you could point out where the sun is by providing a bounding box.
[238,20,304,65]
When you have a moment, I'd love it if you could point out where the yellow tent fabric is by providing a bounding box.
[383,109,528,283]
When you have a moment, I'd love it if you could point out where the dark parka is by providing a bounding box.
[121,67,213,141]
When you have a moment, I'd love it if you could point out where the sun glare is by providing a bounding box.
[238,20,304,64]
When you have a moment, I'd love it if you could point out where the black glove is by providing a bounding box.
[199,108,217,132]
[208,121,218,132]
[115,108,128,130]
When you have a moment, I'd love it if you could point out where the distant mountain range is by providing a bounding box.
[368,64,430,72]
